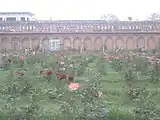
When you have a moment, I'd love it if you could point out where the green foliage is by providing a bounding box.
[55,71,108,120]
[124,69,136,82]
[133,89,160,120]
[149,62,160,83]
[7,102,40,120]
[107,108,135,120]
[0,53,159,120]
[110,59,124,72]
[96,57,107,75]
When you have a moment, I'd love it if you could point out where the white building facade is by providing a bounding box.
[0,12,35,21]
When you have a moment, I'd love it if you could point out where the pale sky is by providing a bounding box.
[0,0,160,20]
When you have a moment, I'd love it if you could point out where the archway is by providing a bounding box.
[63,38,71,50]
[11,37,20,50]
[126,37,135,49]
[115,37,124,49]
[105,37,113,51]
[83,37,92,50]
[94,36,102,50]
[22,37,30,49]
[32,37,40,51]
[147,37,156,49]
[157,39,160,48]
[73,37,81,50]
[136,37,145,48]
[42,37,49,48]
[1,37,10,49]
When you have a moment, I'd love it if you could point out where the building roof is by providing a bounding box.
[0,12,34,16]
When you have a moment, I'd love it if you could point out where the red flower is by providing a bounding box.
[104,56,109,59]
[56,73,67,80]
[19,56,24,60]
[68,82,80,91]
[116,56,119,59]
[130,57,134,61]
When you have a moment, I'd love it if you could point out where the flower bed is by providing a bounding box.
[0,52,159,120]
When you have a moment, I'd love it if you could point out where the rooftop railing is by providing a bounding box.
[0,20,160,33]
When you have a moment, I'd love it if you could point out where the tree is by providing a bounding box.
[128,17,132,21]
[101,14,119,21]
[148,13,160,21]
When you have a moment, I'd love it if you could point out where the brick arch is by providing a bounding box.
[105,37,113,51]
[1,37,10,49]
[11,37,20,50]
[115,37,124,48]
[147,37,156,49]
[32,37,40,50]
[63,37,71,50]
[22,37,30,49]
[83,37,92,50]
[73,37,81,50]
[136,37,145,48]
[42,37,49,47]
[157,38,160,48]
[126,37,135,49]
[94,36,102,50]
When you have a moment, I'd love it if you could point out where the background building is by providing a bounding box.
[0,12,159,52]
[0,12,35,21]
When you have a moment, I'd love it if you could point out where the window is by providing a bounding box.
[49,39,60,51]
[21,17,25,21]
[6,17,16,21]
[0,18,2,21]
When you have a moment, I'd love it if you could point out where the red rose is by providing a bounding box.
[56,73,67,80]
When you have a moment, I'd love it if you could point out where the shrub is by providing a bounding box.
[107,108,135,120]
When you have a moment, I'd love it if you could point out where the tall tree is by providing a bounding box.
[101,14,119,21]
[148,13,160,21]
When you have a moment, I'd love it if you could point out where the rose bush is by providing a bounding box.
[0,51,159,120]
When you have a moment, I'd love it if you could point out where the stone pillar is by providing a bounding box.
[39,39,42,51]
[19,40,22,49]
[71,37,74,49]
[60,38,63,51]
[91,39,94,51]
[145,39,148,49]
[102,45,105,53]
[135,39,137,48]
[9,38,12,50]
[156,38,159,48]
[30,39,32,49]
[80,39,83,53]
[113,39,116,51]
[124,39,127,49]
[92,39,94,51]
[102,37,105,53]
